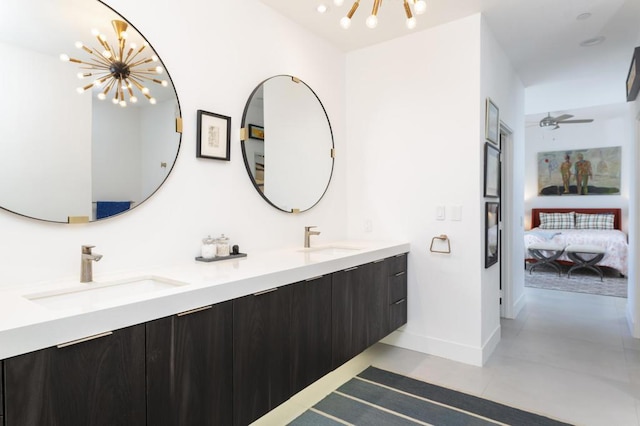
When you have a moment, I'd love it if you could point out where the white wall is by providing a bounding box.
[345,14,524,365]
[0,0,346,287]
[480,18,526,345]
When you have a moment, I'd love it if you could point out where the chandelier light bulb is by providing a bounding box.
[149,98,157,105]
[340,16,352,29]
[60,54,70,62]
[112,98,119,104]
[365,14,378,28]
[75,41,84,49]
[102,50,112,59]
[414,0,427,14]
[98,93,106,100]
[76,87,85,94]
[131,96,138,103]
[161,80,168,87]
[317,4,328,13]
[334,0,344,5]
[142,87,150,95]
[155,66,163,74]
[406,16,416,29]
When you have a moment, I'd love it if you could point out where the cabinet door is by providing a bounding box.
[1,360,3,418]
[290,275,332,394]
[233,285,291,426]
[4,325,145,426]
[367,259,389,346]
[146,301,233,426]
[332,263,373,368]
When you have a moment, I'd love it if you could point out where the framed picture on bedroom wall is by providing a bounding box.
[485,202,499,268]
[484,142,500,198]
[537,146,621,196]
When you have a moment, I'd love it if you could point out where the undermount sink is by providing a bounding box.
[24,276,188,310]
[298,245,362,256]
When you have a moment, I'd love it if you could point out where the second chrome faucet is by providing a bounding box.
[304,226,320,248]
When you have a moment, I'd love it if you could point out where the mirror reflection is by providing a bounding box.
[241,75,334,213]
[0,0,181,223]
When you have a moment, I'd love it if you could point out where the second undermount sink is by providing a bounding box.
[24,276,188,311]
[298,245,362,256]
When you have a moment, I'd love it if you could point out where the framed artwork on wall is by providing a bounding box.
[537,146,621,196]
[627,47,640,102]
[248,124,265,140]
[485,98,499,145]
[485,202,499,268]
[484,142,500,198]
[196,110,231,161]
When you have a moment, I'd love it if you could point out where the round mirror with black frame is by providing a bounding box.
[241,75,334,213]
[0,0,181,223]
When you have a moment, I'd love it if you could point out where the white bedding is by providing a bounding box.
[524,228,629,276]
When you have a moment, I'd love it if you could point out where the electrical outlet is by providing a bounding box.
[364,219,373,233]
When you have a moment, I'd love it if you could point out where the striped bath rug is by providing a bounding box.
[289,366,571,425]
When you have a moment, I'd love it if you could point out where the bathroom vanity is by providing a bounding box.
[0,241,408,426]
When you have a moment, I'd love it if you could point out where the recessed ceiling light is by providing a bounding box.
[580,36,605,47]
[576,12,592,20]
[317,4,328,13]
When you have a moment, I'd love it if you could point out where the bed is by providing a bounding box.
[524,208,629,276]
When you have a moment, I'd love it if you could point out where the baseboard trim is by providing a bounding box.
[481,324,501,365]
[380,329,487,367]
[626,305,640,338]
[512,291,526,319]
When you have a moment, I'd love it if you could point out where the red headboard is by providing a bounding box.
[531,208,622,230]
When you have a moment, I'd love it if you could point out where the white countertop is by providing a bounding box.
[0,240,409,360]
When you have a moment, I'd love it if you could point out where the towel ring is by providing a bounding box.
[430,234,451,254]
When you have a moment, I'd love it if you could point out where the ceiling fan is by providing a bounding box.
[538,113,594,130]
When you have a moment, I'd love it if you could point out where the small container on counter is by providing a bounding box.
[216,234,230,257]
[201,235,217,259]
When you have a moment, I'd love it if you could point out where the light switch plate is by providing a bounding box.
[436,206,445,220]
[451,205,462,221]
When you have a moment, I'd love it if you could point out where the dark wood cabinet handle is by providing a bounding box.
[393,298,406,305]
[373,259,385,263]
[394,271,406,277]
[344,266,359,272]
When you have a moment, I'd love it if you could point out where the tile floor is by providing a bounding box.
[255,287,640,426]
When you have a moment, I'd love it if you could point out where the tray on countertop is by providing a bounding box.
[195,253,247,262]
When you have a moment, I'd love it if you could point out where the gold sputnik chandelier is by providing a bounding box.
[338,0,427,30]
[60,20,167,107]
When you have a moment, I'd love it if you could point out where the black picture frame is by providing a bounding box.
[485,98,499,145]
[626,47,640,102]
[484,142,500,198]
[196,110,231,161]
[248,124,264,140]
[485,202,499,268]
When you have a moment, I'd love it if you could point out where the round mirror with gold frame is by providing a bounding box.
[241,75,334,213]
[0,0,181,223]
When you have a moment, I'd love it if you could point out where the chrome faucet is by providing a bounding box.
[81,245,103,283]
[304,226,321,248]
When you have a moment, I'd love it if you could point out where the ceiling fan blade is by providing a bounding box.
[553,114,574,121]
[560,119,594,124]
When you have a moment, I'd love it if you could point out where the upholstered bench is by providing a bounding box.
[565,245,606,281]
[527,242,566,276]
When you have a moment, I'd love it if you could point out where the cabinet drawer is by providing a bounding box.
[389,298,407,331]
[388,272,407,303]
[387,253,407,275]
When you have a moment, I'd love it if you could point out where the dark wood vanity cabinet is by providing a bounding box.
[290,275,333,394]
[146,301,233,426]
[0,252,408,426]
[387,254,408,332]
[233,285,292,426]
[3,324,146,426]
[332,261,389,368]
